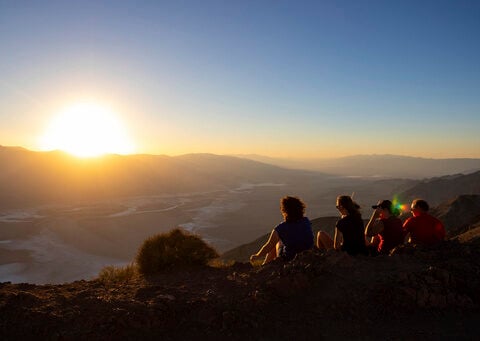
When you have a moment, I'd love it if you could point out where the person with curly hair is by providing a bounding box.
[250,196,314,265]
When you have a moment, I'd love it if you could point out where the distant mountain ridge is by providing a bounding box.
[236,154,480,178]
[0,146,325,208]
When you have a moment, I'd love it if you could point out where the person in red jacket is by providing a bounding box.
[403,199,446,246]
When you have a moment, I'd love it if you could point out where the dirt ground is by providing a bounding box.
[1,241,479,340]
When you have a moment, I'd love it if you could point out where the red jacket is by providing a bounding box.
[403,212,445,245]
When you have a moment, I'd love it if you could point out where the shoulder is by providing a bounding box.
[403,216,416,227]
[429,214,444,225]
[349,213,363,224]
[386,216,402,224]
[301,216,311,226]
[336,216,347,226]
[336,215,356,228]
[274,221,288,232]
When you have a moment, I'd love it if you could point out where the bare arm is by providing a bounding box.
[365,209,384,237]
[250,230,280,262]
[402,219,412,243]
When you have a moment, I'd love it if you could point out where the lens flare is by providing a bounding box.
[391,196,406,215]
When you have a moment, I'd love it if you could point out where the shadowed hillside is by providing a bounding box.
[431,195,480,237]
[398,171,480,206]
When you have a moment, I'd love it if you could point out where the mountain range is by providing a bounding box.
[237,154,480,178]
[0,146,323,208]
[4,145,480,208]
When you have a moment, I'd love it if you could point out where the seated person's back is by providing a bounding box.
[250,196,313,265]
[403,199,445,246]
[337,213,367,255]
[275,216,314,261]
[378,215,404,253]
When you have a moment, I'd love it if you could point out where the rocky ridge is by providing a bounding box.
[1,240,479,340]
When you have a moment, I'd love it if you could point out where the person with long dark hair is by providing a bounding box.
[250,196,314,265]
[317,195,367,255]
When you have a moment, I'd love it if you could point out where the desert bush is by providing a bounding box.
[136,228,219,275]
[97,263,138,284]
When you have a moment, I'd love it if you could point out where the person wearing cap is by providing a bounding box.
[403,199,445,246]
[364,200,405,255]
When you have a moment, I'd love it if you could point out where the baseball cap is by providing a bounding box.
[371,200,392,210]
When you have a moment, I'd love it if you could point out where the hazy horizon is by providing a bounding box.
[4,144,480,161]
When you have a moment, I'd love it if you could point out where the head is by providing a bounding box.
[336,195,361,217]
[280,196,306,222]
[410,199,429,217]
[372,200,394,218]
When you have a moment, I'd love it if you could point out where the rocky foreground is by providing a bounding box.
[1,240,479,340]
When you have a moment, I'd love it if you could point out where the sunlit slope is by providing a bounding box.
[0,146,326,208]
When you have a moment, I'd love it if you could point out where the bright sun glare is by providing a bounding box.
[40,103,135,157]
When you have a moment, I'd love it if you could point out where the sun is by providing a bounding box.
[40,103,136,157]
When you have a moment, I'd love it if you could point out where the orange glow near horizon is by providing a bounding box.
[39,103,135,157]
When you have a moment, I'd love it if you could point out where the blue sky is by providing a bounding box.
[1,0,479,158]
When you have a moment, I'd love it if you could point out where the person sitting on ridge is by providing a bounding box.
[250,196,314,265]
[403,199,446,246]
[364,199,405,255]
[316,195,367,256]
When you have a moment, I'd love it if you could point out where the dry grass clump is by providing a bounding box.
[97,263,138,284]
[136,228,219,275]
[208,258,236,268]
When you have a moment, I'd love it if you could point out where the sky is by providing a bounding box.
[1,0,479,158]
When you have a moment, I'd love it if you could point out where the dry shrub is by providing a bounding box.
[136,228,219,275]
